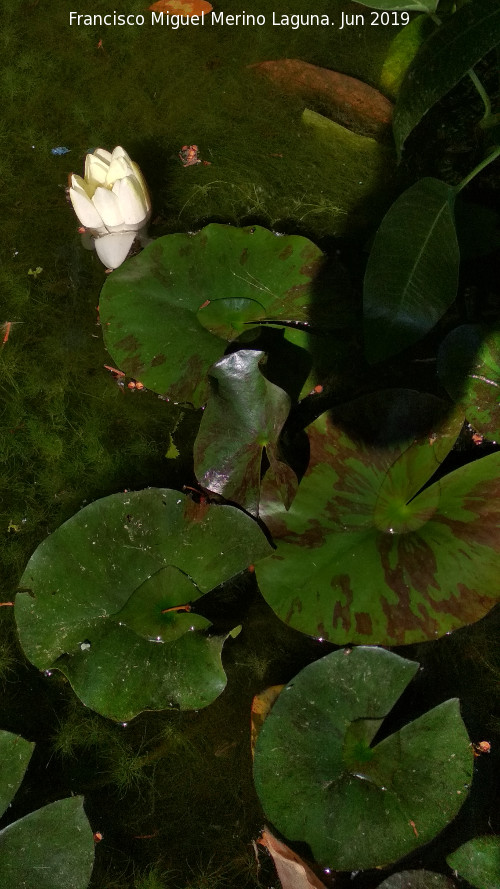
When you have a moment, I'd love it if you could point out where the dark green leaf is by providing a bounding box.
[355,0,437,11]
[99,225,323,407]
[379,15,436,100]
[0,797,94,889]
[255,390,500,645]
[364,178,459,363]
[438,325,500,439]
[447,836,500,889]
[15,489,271,720]
[0,731,34,818]
[377,871,455,889]
[253,647,472,871]
[194,350,292,514]
[394,0,500,155]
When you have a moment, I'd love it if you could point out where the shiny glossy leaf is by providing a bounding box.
[394,0,500,156]
[0,731,34,818]
[254,647,472,871]
[194,350,293,514]
[364,178,459,363]
[447,836,500,889]
[15,489,271,720]
[99,225,323,407]
[0,796,94,889]
[438,325,500,439]
[255,390,500,645]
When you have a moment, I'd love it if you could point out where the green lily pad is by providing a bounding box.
[253,647,473,872]
[0,730,34,817]
[447,836,500,889]
[377,871,455,889]
[438,325,500,439]
[15,489,271,720]
[194,350,293,515]
[393,0,500,156]
[363,178,459,363]
[255,390,500,645]
[99,225,324,407]
[0,796,94,889]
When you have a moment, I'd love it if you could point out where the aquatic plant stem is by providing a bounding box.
[455,145,500,193]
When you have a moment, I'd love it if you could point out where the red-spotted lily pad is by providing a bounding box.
[253,647,473,872]
[255,390,500,645]
[194,350,295,514]
[99,225,324,407]
[0,731,94,889]
[15,489,271,721]
[438,325,500,440]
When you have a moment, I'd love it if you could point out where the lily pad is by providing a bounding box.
[0,796,94,889]
[438,325,500,439]
[377,871,455,889]
[0,730,34,817]
[255,390,500,645]
[15,488,271,720]
[363,178,459,363]
[99,225,324,407]
[447,836,500,889]
[253,647,472,872]
[194,350,293,514]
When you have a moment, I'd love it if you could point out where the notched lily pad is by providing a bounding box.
[15,488,271,720]
[253,647,472,872]
[255,389,500,645]
[99,225,324,407]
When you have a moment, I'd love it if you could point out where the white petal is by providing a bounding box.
[113,176,149,228]
[94,232,135,269]
[71,173,92,197]
[111,146,131,163]
[85,154,109,189]
[106,155,134,186]
[93,148,112,164]
[92,186,125,230]
[69,182,105,230]
[130,161,151,213]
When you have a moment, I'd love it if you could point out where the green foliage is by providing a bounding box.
[0,731,94,889]
[377,872,455,889]
[438,325,500,439]
[255,390,500,645]
[194,350,294,515]
[363,178,459,363]
[393,0,500,155]
[447,836,500,889]
[15,489,271,720]
[253,647,473,871]
[99,225,323,408]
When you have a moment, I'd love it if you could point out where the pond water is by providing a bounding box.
[0,0,499,887]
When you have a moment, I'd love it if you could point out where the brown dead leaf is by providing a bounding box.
[250,685,283,759]
[258,828,331,889]
[250,59,393,140]
[149,0,213,15]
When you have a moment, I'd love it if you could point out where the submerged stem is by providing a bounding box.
[455,146,500,193]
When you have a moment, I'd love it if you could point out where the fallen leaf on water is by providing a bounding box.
[250,685,283,758]
[258,828,331,889]
[250,59,393,140]
[149,0,213,14]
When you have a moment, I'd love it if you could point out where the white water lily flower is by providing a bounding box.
[69,146,151,268]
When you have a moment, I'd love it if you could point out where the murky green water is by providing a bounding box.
[1,0,499,886]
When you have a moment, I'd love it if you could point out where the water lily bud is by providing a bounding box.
[69,146,151,269]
